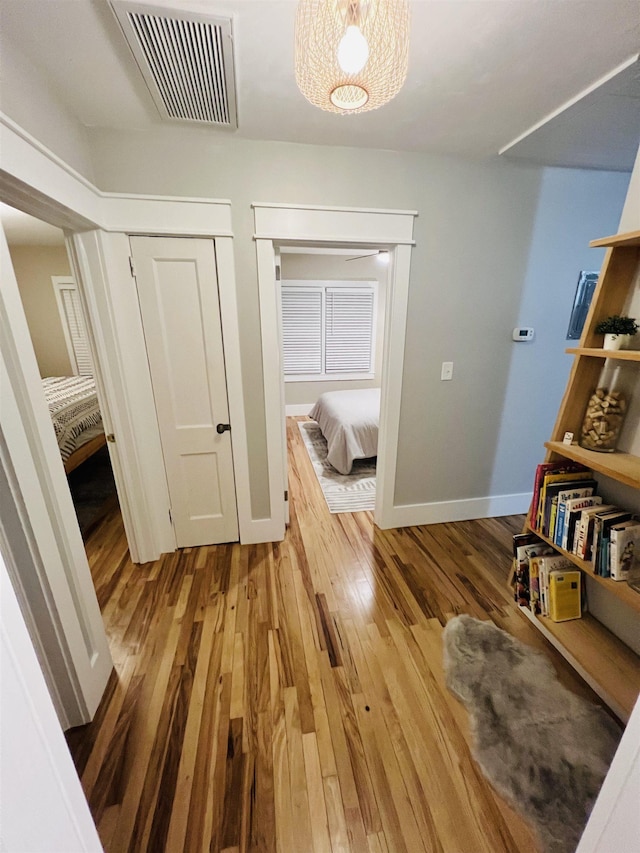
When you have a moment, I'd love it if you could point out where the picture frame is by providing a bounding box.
[566,271,598,340]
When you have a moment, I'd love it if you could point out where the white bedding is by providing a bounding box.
[309,388,380,475]
[42,376,103,462]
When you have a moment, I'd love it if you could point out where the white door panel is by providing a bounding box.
[131,237,238,547]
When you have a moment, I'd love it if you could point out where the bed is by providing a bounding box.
[309,388,380,475]
[42,376,106,474]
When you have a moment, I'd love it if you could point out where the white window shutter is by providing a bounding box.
[281,288,323,375]
[52,279,94,376]
[325,288,374,374]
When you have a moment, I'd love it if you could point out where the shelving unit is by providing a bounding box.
[516,229,640,722]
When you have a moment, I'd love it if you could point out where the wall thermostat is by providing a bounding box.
[512,327,534,341]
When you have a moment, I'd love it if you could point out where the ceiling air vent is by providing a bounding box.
[110,1,237,128]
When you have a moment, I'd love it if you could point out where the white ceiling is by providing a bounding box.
[0,0,639,170]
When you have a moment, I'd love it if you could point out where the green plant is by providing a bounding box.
[595,315,639,336]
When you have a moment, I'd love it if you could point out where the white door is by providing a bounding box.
[131,237,238,547]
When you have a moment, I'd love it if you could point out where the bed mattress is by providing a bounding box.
[309,388,380,475]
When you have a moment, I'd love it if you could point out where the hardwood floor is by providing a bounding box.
[67,417,606,852]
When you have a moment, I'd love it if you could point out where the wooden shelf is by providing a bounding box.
[518,607,640,722]
[589,230,640,249]
[545,441,640,489]
[566,347,640,361]
[518,232,640,722]
[524,522,640,614]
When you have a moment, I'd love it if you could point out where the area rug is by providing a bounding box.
[297,420,376,513]
[442,615,621,853]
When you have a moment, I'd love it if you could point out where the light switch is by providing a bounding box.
[441,361,453,381]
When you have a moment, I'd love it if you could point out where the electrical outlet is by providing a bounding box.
[441,361,453,381]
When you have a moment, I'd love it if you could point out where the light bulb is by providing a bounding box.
[376,251,390,265]
[337,25,369,74]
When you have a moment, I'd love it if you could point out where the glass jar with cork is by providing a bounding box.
[579,361,629,452]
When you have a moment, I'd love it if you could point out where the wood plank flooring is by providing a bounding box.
[67,417,607,852]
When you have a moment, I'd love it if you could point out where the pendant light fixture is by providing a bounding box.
[295,0,410,115]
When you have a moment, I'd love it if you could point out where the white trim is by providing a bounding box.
[286,404,314,416]
[1,231,112,724]
[254,204,416,535]
[254,232,415,246]
[256,238,286,542]
[374,243,412,529]
[252,202,418,216]
[285,373,375,383]
[0,112,97,192]
[499,54,640,157]
[1,115,255,558]
[383,492,532,530]
[0,558,103,852]
[68,231,172,562]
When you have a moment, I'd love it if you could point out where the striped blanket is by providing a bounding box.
[42,376,103,462]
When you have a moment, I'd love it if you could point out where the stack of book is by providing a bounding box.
[528,461,640,581]
[512,532,581,621]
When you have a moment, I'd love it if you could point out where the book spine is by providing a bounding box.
[555,501,567,547]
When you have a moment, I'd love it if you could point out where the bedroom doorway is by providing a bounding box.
[254,201,416,536]
[1,203,122,545]
[279,246,388,516]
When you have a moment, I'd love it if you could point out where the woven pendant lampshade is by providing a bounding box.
[295,0,410,114]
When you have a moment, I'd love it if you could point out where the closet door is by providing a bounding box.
[131,236,238,546]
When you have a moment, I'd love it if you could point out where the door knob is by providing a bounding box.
[216,423,231,434]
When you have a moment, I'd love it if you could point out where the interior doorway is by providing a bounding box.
[278,245,389,516]
[1,203,122,544]
[253,201,417,537]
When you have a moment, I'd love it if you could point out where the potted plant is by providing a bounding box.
[595,315,639,350]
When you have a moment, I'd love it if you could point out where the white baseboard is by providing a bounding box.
[285,404,313,416]
[381,492,532,529]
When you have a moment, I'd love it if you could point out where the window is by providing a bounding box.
[281,280,376,381]
[51,276,94,375]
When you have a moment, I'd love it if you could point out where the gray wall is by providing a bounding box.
[280,252,388,407]
[87,128,629,519]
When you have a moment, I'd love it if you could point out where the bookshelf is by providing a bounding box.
[516,229,640,722]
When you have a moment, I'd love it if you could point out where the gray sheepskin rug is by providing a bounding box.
[442,615,621,853]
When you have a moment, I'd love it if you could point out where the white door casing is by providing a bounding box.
[0,227,112,727]
[131,236,239,547]
[253,202,417,534]
[274,249,289,525]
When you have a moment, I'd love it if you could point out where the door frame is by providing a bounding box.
[253,202,416,536]
[0,113,253,727]
[1,114,254,560]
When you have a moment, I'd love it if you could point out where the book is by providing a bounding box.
[553,483,598,547]
[609,521,640,581]
[549,570,582,622]
[575,504,616,561]
[529,555,545,615]
[530,462,589,531]
[554,483,597,548]
[512,533,538,605]
[538,470,593,536]
[538,554,573,616]
[593,510,632,576]
[512,536,552,607]
[561,495,602,552]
